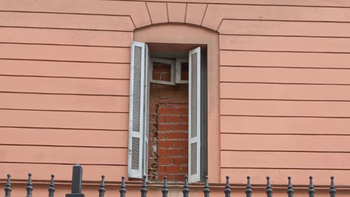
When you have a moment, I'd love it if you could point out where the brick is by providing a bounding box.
[159,89,175,97]
[159,140,174,148]
[165,115,181,123]
[182,166,188,173]
[166,148,183,156]
[175,157,188,165]
[175,89,188,98]
[158,115,166,123]
[158,124,174,131]
[183,148,188,156]
[166,132,184,139]
[152,72,161,80]
[160,73,171,81]
[174,124,188,131]
[166,166,181,173]
[159,107,174,115]
[167,103,188,108]
[159,157,174,165]
[158,132,167,138]
[158,165,166,173]
[174,107,188,115]
[158,148,167,156]
[175,140,188,147]
[168,98,184,104]
[172,175,186,181]
[181,115,189,123]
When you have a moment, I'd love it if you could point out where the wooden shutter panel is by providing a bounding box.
[128,41,148,179]
[188,47,201,183]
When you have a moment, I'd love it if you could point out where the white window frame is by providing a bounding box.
[150,58,176,86]
[175,58,189,84]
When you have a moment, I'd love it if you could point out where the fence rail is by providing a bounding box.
[3,164,337,197]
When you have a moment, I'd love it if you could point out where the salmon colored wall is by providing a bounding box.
[1,0,350,196]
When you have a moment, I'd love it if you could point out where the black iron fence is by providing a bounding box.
[3,164,338,197]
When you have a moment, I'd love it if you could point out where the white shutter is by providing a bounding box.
[188,47,201,183]
[128,41,149,179]
[142,44,151,179]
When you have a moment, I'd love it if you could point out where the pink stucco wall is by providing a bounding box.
[1,0,350,196]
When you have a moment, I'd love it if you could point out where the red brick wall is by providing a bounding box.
[148,62,189,182]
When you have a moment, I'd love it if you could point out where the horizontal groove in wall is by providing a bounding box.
[220,81,350,86]
[0,161,127,167]
[222,18,350,24]
[220,114,350,119]
[113,0,350,8]
[0,25,133,32]
[0,91,129,97]
[220,65,350,70]
[220,49,350,55]
[221,132,350,136]
[219,33,350,39]
[0,126,126,132]
[0,58,129,64]
[220,149,350,154]
[0,143,127,149]
[0,42,131,48]
[0,74,129,80]
[0,10,130,17]
[0,108,128,114]
[221,167,350,171]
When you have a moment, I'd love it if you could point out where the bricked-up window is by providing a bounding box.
[128,41,207,183]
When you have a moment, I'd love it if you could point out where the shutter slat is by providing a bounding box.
[188,47,201,183]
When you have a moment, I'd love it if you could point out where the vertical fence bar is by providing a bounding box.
[329,176,336,197]
[66,164,85,197]
[120,177,126,197]
[4,174,11,197]
[287,177,294,197]
[26,173,33,197]
[266,177,272,197]
[308,176,315,197]
[48,174,55,197]
[141,176,147,197]
[99,175,105,197]
[245,176,252,197]
[204,176,210,197]
[224,176,231,197]
[183,175,189,197]
[162,176,168,197]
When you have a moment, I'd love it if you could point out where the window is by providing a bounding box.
[127,41,207,183]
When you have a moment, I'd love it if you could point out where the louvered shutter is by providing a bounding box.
[188,47,201,183]
[128,41,149,179]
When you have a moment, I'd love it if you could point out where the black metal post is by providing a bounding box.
[266,176,272,197]
[140,176,147,197]
[162,176,168,197]
[245,176,252,197]
[203,176,210,197]
[224,176,231,197]
[119,176,126,197]
[48,174,55,197]
[287,177,294,197]
[66,164,85,197]
[26,173,33,197]
[183,175,189,197]
[329,176,336,197]
[308,176,315,197]
[99,175,105,197]
[4,174,11,197]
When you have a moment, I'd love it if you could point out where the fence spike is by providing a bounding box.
[162,176,168,197]
[266,176,273,197]
[48,174,55,197]
[224,176,231,197]
[119,176,126,197]
[99,175,105,197]
[4,174,11,197]
[245,176,252,197]
[287,177,294,197]
[26,173,33,197]
[329,176,336,197]
[183,175,189,197]
[204,176,210,197]
[140,175,147,197]
[308,176,315,197]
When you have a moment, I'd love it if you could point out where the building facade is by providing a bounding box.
[1,0,350,196]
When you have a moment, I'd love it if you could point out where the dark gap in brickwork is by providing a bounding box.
[148,62,189,182]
